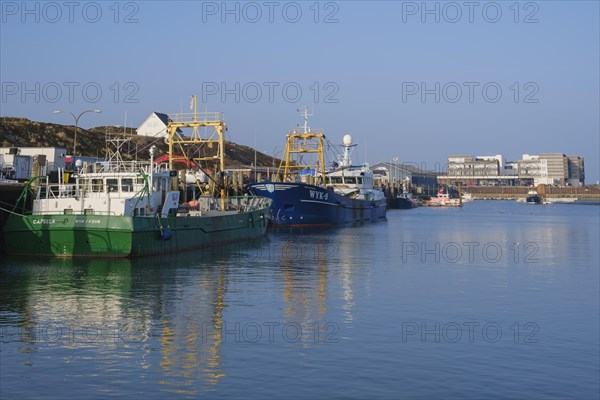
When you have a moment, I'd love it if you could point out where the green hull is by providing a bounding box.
[3,209,269,258]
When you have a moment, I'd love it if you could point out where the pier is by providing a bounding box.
[458,185,600,201]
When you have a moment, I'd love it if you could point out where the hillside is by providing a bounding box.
[0,117,280,168]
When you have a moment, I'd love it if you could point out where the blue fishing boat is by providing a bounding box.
[389,181,417,209]
[525,190,542,204]
[247,109,387,227]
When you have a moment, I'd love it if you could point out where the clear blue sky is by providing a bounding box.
[1,1,598,182]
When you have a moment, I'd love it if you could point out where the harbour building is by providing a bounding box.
[370,161,438,194]
[0,146,67,180]
[567,156,585,186]
[439,153,585,186]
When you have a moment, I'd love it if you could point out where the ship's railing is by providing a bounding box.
[36,183,77,200]
[288,143,323,152]
[169,112,225,124]
[77,160,152,174]
[288,129,325,135]
[36,180,146,200]
[29,209,120,216]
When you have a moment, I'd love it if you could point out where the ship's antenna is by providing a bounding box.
[297,106,313,134]
[191,95,198,122]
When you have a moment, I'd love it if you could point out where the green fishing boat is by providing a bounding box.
[3,100,271,257]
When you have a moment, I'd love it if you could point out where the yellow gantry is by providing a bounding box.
[166,95,227,209]
[279,131,327,184]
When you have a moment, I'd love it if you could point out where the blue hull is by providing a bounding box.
[248,182,387,226]
[389,197,416,209]
[526,195,542,204]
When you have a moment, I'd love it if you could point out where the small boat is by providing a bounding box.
[389,182,417,209]
[3,101,271,257]
[423,187,462,207]
[525,190,542,204]
[247,109,387,226]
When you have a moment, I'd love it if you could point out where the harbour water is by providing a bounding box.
[1,201,598,399]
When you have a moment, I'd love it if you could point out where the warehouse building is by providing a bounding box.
[439,153,585,186]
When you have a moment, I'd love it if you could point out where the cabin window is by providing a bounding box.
[154,178,165,192]
[345,177,356,184]
[84,209,95,215]
[64,209,73,214]
[329,177,343,184]
[107,178,119,192]
[92,179,103,192]
[122,178,134,192]
[356,177,363,184]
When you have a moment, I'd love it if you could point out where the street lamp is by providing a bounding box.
[53,109,102,156]
[272,146,281,169]
[392,156,399,184]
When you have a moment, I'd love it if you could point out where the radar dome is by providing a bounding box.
[343,134,353,145]
[75,159,83,168]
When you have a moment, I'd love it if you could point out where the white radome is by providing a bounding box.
[343,134,353,145]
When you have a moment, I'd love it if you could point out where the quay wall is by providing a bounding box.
[462,186,600,200]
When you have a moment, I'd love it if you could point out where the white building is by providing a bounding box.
[441,153,585,186]
[136,112,181,138]
[518,154,550,185]
[0,147,67,179]
[447,155,501,177]
[0,153,31,180]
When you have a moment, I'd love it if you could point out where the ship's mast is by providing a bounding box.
[104,130,132,171]
[338,134,356,168]
[300,106,312,134]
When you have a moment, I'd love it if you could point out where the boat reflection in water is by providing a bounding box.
[0,239,265,396]
[276,229,335,346]
[273,225,359,345]
[0,225,363,396]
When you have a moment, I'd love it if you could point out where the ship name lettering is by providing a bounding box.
[32,219,56,225]
[309,190,328,201]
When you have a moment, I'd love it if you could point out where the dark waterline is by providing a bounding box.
[1,201,599,399]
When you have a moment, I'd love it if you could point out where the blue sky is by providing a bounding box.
[1,1,599,182]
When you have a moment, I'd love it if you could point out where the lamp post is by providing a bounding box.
[272,146,281,169]
[392,156,399,185]
[53,109,102,156]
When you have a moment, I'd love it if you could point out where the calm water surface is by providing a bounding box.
[1,201,599,399]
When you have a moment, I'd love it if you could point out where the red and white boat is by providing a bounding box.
[424,187,462,207]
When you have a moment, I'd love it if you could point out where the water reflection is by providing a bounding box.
[1,202,597,399]
[277,231,332,345]
[273,225,364,334]
[0,257,140,345]
[387,202,595,271]
[0,239,270,396]
[0,230,358,395]
[157,261,227,395]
